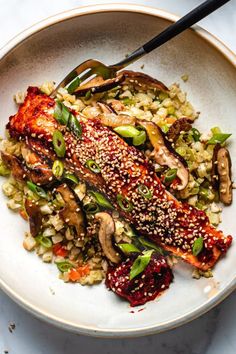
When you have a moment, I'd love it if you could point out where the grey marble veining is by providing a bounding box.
[0,1,236,353]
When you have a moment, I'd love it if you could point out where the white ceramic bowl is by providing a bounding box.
[0,4,235,337]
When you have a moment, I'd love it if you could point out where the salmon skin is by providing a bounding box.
[7,87,232,271]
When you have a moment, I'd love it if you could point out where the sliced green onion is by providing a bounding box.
[117,194,133,212]
[138,237,163,254]
[52,130,66,158]
[161,124,170,134]
[35,235,52,248]
[53,101,70,125]
[118,243,140,254]
[68,114,82,138]
[207,133,231,145]
[133,130,146,146]
[84,90,92,100]
[52,160,64,178]
[192,237,204,256]
[56,261,73,273]
[121,98,135,105]
[114,125,140,138]
[137,184,153,199]
[130,250,154,280]
[27,181,48,199]
[85,159,101,174]
[191,128,201,141]
[164,168,178,183]
[211,126,221,135]
[64,173,79,184]
[67,77,81,94]
[83,202,99,214]
[88,190,113,209]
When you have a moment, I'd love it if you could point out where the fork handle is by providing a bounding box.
[113,0,230,69]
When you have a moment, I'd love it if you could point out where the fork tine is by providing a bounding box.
[51,59,107,97]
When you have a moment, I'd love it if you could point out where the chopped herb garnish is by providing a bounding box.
[64,173,79,184]
[138,237,164,254]
[88,190,113,209]
[129,250,154,280]
[137,184,153,199]
[164,168,178,183]
[27,181,48,199]
[192,237,204,256]
[67,77,81,94]
[207,133,231,145]
[35,235,52,248]
[85,159,101,174]
[191,128,201,141]
[56,261,73,273]
[53,101,70,125]
[118,243,140,254]
[83,202,99,214]
[68,114,82,138]
[52,130,66,157]
[52,160,64,179]
[114,125,140,138]
[117,194,133,212]
[133,130,146,146]
[84,90,92,100]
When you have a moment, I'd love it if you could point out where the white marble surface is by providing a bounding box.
[0,0,236,353]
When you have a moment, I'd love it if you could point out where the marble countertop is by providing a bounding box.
[0,1,236,353]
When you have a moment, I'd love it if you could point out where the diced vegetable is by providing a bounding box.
[0,160,10,176]
[53,243,68,257]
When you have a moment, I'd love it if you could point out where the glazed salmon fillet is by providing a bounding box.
[6,87,232,271]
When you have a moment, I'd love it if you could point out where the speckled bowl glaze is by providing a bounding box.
[0,4,235,337]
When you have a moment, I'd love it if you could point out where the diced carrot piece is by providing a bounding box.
[165,117,177,124]
[53,243,68,257]
[68,265,90,282]
[19,209,28,221]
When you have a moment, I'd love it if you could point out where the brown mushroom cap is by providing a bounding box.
[216,147,232,205]
[166,117,193,143]
[139,120,189,190]
[56,184,86,238]
[95,212,121,264]
[25,199,43,237]
[74,70,168,96]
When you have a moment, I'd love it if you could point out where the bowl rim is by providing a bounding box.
[0,3,235,338]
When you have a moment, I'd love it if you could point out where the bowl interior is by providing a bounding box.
[0,9,235,336]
